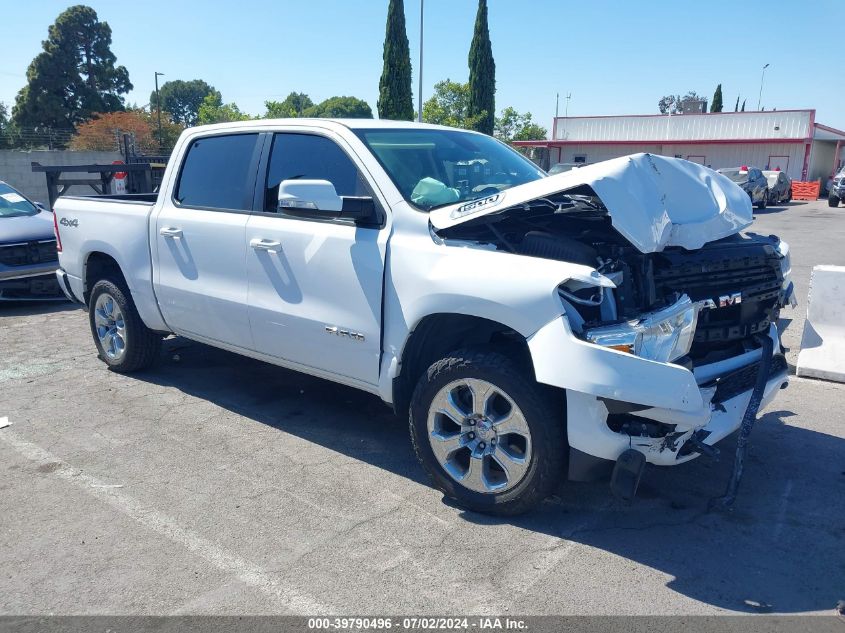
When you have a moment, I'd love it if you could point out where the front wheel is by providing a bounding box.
[409,349,567,515]
[88,278,161,372]
[830,194,841,208]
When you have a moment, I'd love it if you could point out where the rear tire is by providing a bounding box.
[409,348,567,515]
[829,194,841,208]
[88,278,161,372]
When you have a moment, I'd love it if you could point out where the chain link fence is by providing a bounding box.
[0,126,76,150]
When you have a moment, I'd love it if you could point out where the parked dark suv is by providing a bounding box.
[718,166,769,209]
[830,168,845,207]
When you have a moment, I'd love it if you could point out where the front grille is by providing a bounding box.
[0,240,58,267]
[652,238,784,354]
[708,354,788,403]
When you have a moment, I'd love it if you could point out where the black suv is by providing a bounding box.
[718,166,769,209]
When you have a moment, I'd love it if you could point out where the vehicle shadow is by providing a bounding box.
[136,337,844,614]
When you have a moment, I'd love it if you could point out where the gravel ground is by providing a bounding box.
[0,198,843,616]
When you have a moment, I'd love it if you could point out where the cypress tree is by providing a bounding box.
[735,96,740,112]
[741,99,746,112]
[468,0,495,135]
[377,0,414,121]
[710,84,723,112]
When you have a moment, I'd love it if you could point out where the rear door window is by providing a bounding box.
[175,134,260,211]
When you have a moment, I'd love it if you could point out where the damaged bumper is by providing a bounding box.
[528,316,789,477]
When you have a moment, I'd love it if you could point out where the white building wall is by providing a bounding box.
[554,142,806,181]
[553,111,812,143]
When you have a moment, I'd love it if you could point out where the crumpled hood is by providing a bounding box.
[0,210,55,245]
[429,153,753,253]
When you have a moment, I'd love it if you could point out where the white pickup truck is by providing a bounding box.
[53,119,795,514]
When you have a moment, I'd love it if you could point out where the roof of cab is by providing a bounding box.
[184,118,479,134]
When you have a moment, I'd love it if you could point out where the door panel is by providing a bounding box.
[153,132,261,349]
[155,207,252,348]
[246,215,385,383]
[246,131,387,384]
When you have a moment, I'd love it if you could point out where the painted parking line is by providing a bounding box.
[0,430,330,615]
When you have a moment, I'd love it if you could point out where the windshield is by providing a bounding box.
[0,183,38,218]
[354,128,545,211]
[720,169,748,184]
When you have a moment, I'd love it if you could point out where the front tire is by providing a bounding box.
[409,349,566,515]
[830,194,841,208]
[88,278,161,372]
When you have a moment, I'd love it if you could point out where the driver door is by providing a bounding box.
[245,132,388,385]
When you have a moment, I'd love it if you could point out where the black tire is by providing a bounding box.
[409,349,567,515]
[88,278,161,372]
[829,194,841,208]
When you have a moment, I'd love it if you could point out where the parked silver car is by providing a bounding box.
[0,181,62,300]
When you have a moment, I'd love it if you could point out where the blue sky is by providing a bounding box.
[3,0,842,133]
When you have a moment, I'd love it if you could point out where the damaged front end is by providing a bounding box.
[430,154,795,500]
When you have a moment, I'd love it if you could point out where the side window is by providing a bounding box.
[264,133,368,212]
[175,134,259,211]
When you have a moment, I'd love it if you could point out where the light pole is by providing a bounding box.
[417,0,424,122]
[757,63,769,111]
[154,71,165,152]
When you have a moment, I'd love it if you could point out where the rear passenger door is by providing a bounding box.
[245,131,388,385]
[153,133,262,349]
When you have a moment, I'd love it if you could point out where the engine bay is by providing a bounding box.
[434,187,786,364]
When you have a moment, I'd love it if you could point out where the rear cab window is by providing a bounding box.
[175,134,260,211]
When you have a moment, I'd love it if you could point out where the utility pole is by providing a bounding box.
[757,63,769,111]
[154,71,165,152]
[417,0,424,122]
[555,93,559,118]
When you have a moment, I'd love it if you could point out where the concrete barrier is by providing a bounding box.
[797,265,845,382]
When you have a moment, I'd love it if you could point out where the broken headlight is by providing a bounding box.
[583,294,699,363]
[774,239,797,308]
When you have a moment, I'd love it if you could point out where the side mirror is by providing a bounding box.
[278,179,342,213]
[34,201,50,213]
[277,179,377,224]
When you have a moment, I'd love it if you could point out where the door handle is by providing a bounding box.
[159,227,183,238]
[250,238,282,252]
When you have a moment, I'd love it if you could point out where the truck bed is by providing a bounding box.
[54,193,164,329]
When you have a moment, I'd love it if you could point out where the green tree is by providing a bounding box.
[377,0,414,121]
[0,102,9,149]
[734,96,740,112]
[196,94,251,125]
[264,92,314,118]
[467,0,496,135]
[495,107,547,142]
[741,99,746,112]
[303,96,373,118]
[12,5,131,132]
[422,79,484,130]
[150,79,219,126]
[710,84,723,112]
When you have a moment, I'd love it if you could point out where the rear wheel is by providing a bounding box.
[830,194,841,208]
[88,278,161,372]
[409,349,566,515]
